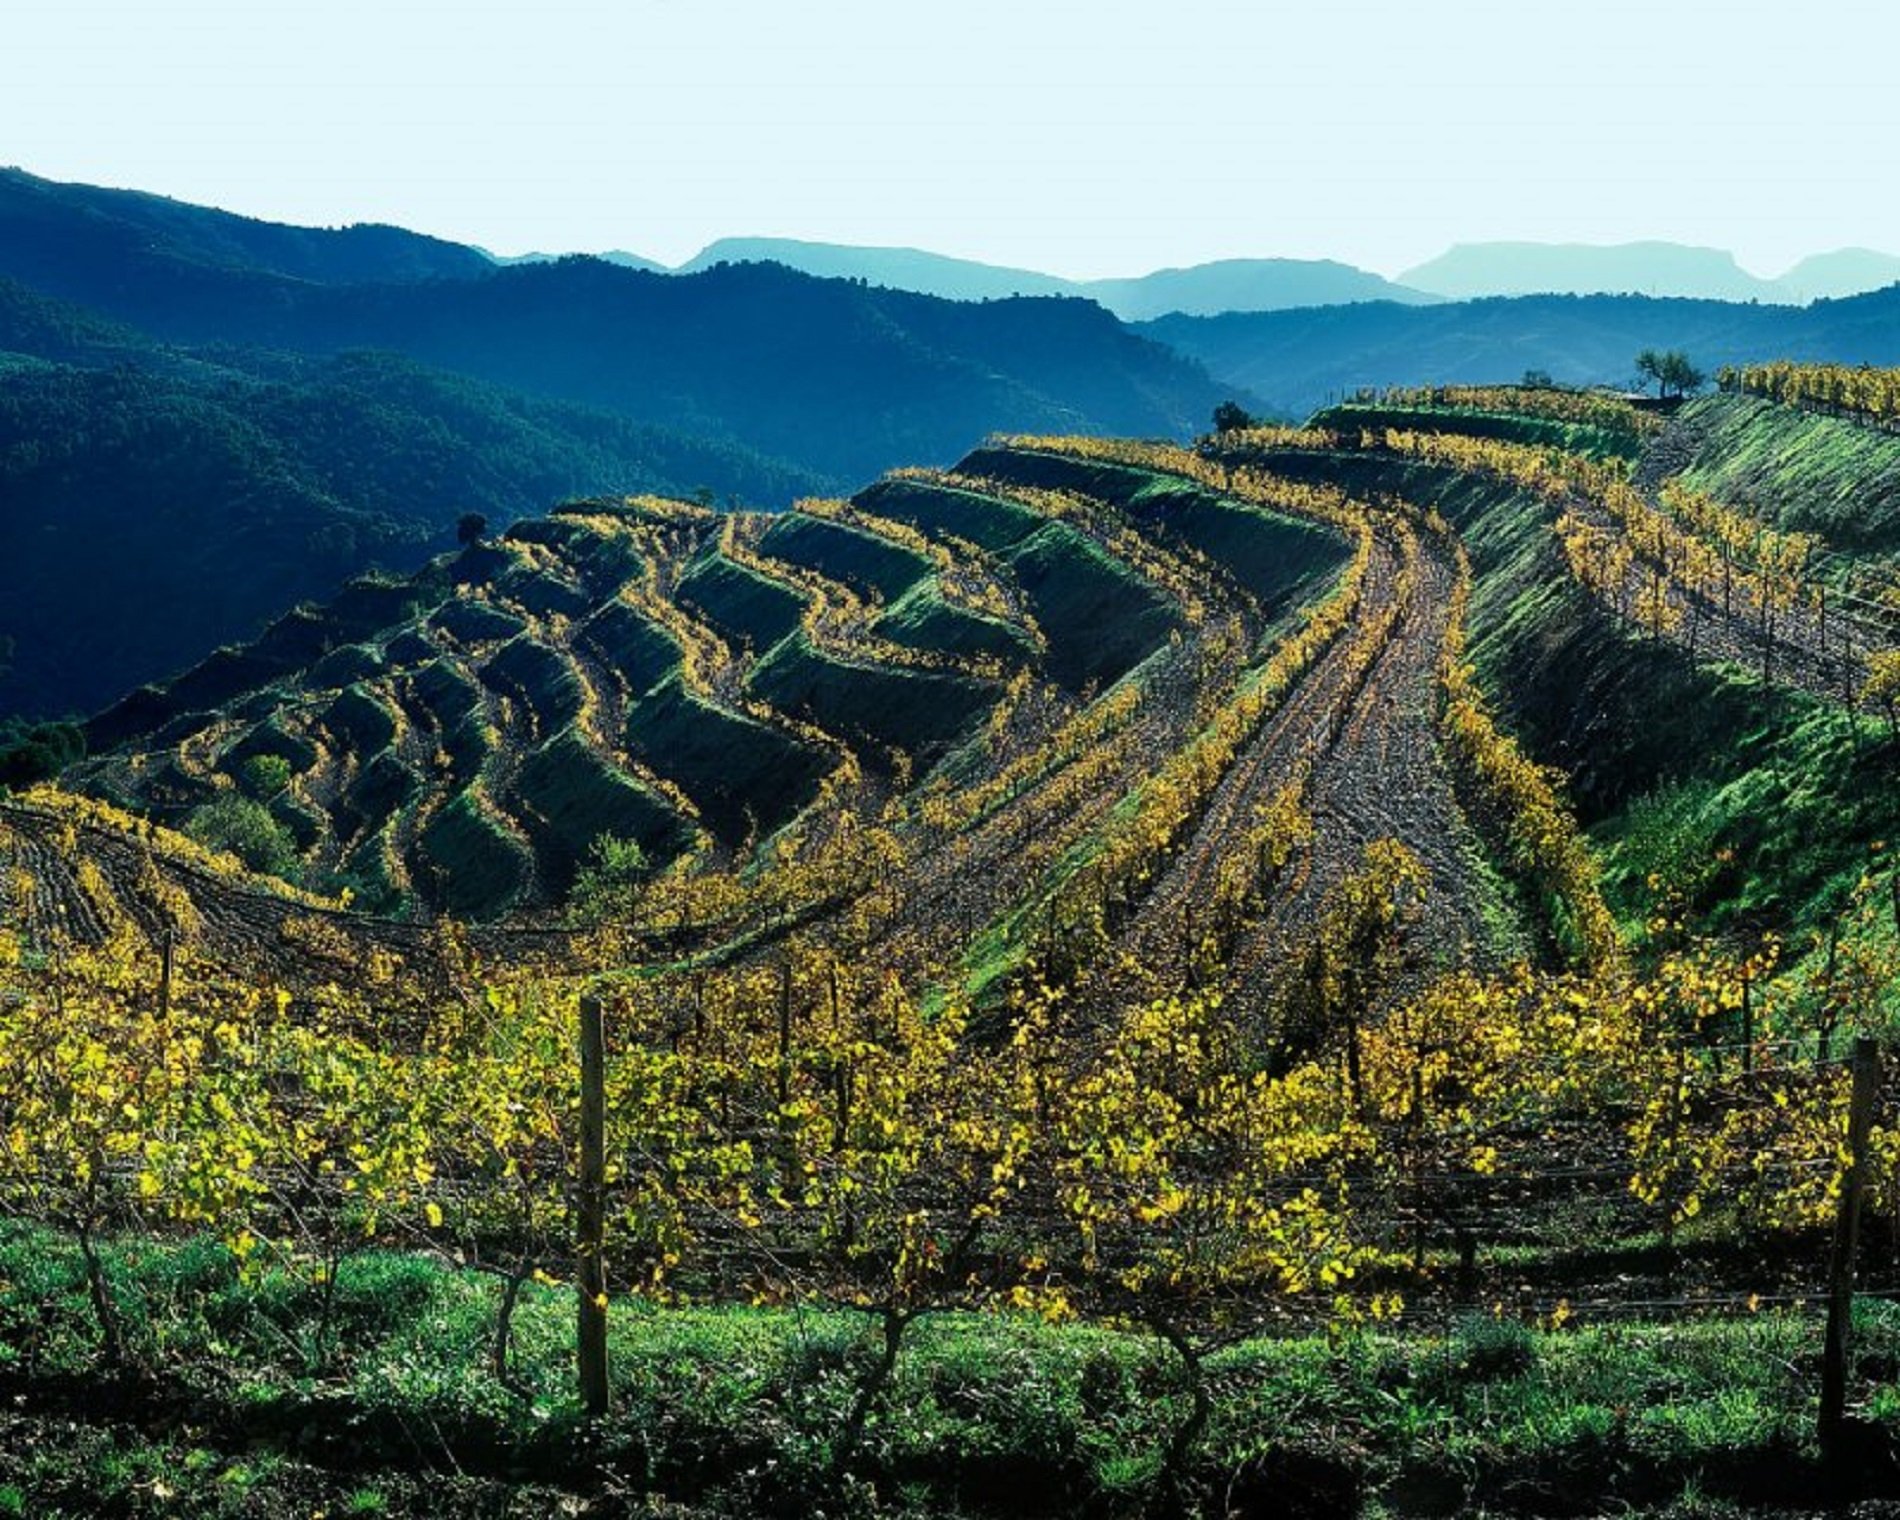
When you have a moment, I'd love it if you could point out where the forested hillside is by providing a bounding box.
[14,254,1231,482]
[0,165,493,300]
[0,347,828,718]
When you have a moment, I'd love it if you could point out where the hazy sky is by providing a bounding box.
[5,0,1896,279]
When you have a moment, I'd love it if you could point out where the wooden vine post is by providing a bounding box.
[157,926,175,1021]
[577,990,611,1419]
[1820,1035,1880,1452]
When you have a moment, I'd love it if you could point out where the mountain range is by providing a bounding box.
[671,239,1439,318]
[664,238,1900,312]
[0,169,1229,719]
[10,162,1900,724]
[13,165,1900,317]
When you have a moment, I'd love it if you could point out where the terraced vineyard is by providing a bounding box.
[11,379,1900,1517]
[10,386,1899,1004]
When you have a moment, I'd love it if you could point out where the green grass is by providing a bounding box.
[624,674,835,844]
[576,600,687,700]
[266,788,327,857]
[1,1222,1895,1518]
[222,716,322,781]
[428,597,526,646]
[512,727,695,894]
[956,444,1355,617]
[304,640,392,689]
[479,635,587,733]
[1593,697,1900,948]
[320,576,440,645]
[856,478,1045,553]
[331,753,422,879]
[748,632,1001,756]
[853,473,1182,687]
[676,548,809,654]
[406,656,486,732]
[759,510,936,601]
[319,683,399,756]
[415,791,531,919]
[1127,476,1349,612]
[153,647,294,721]
[492,560,592,621]
[1005,522,1179,690]
[1676,393,1900,556]
[875,579,1039,667]
[505,514,650,598]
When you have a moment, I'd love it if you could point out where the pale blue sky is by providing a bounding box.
[4,0,1895,279]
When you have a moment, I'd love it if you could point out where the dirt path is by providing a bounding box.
[1121,517,1505,1005]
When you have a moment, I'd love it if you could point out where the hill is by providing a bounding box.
[0,175,1238,491]
[1399,240,1900,304]
[31,256,1233,484]
[34,378,1900,956]
[0,165,493,303]
[484,248,667,273]
[0,232,1235,487]
[1144,285,1900,416]
[677,238,1075,300]
[1400,240,1783,301]
[1779,247,1900,303]
[0,346,828,719]
[66,465,1347,921]
[1080,257,1437,319]
[1652,389,1900,555]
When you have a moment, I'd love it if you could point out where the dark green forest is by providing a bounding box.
[0,344,832,718]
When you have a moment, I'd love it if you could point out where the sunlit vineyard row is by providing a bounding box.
[1723,360,1900,428]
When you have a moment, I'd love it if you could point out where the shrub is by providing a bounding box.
[185,795,302,881]
[0,721,84,790]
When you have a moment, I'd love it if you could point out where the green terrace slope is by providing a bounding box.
[1308,398,1652,462]
[65,464,1309,921]
[1652,390,1900,559]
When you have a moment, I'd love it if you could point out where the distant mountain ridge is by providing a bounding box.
[0,170,1235,487]
[0,249,1231,486]
[677,238,1074,300]
[649,237,1440,317]
[14,166,1900,319]
[1079,259,1438,319]
[1399,241,1900,305]
[518,237,1900,314]
[481,248,667,273]
[1777,248,1900,303]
